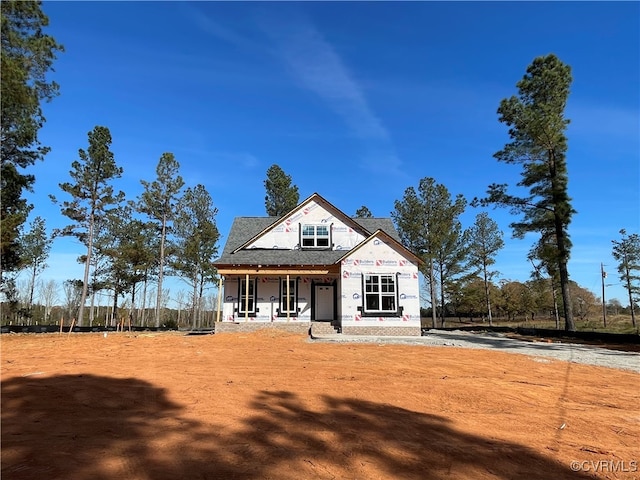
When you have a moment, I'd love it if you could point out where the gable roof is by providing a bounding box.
[337,229,422,265]
[233,193,373,253]
[353,218,401,243]
[213,193,412,267]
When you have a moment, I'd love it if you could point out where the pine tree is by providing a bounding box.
[392,177,467,327]
[612,229,640,327]
[264,164,299,216]
[171,184,220,329]
[51,126,124,326]
[137,153,184,327]
[467,212,504,325]
[1,0,63,279]
[18,216,51,315]
[354,206,373,218]
[474,54,576,331]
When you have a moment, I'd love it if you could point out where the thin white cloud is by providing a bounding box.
[183,5,402,174]
[273,25,387,140]
[256,11,402,173]
[182,4,260,51]
[265,17,389,140]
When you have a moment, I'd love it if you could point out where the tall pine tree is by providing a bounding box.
[1,1,63,280]
[51,126,124,326]
[474,54,576,331]
[137,153,184,327]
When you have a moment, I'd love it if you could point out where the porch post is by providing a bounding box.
[286,274,290,322]
[215,276,222,323]
[244,274,249,322]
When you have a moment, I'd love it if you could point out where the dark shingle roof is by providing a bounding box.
[220,217,277,255]
[352,218,401,243]
[213,216,402,267]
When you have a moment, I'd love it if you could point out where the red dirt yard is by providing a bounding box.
[2,330,638,479]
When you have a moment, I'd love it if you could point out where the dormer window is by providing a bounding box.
[301,224,330,249]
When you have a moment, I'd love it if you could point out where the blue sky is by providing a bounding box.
[22,1,639,308]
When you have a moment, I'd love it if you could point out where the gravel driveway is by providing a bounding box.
[310,330,640,373]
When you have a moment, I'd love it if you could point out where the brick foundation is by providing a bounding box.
[213,322,310,334]
[213,322,421,337]
[340,325,421,336]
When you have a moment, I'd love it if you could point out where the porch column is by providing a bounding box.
[215,276,223,323]
[286,274,290,322]
[244,274,249,322]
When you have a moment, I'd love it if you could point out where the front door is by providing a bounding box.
[315,285,334,320]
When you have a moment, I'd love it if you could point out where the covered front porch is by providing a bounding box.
[215,265,341,324]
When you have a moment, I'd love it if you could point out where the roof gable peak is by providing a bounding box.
[233,193,371,252]
[337,229,423,265]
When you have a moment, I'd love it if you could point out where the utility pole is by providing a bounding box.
[601,263,607,327]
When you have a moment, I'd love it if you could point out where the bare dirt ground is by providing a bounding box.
[2,330,639,480]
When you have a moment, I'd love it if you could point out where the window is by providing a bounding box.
[301,224,330,248]
[238,278,257,314]
[280,278,297,314]
[364,274,397,313]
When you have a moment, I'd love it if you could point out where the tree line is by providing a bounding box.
[2,2,638,331]
[7,127,220,329]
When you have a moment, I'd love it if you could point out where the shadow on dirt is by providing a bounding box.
[2,374,590,479]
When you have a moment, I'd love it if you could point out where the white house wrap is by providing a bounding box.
[213,193,422,335]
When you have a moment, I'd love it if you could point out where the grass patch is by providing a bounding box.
[423,314,639,335]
